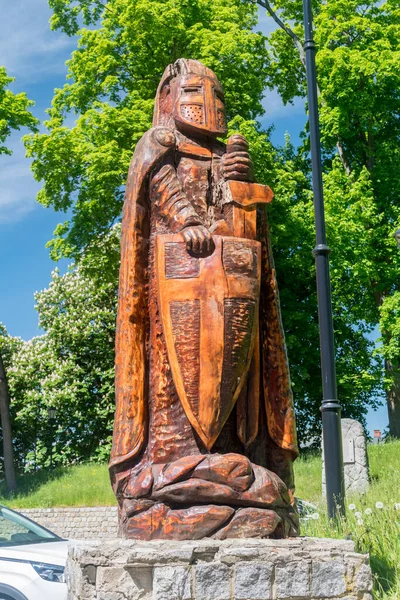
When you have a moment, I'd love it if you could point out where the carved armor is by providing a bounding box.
[154,59,227,137]
[110,59,299,540]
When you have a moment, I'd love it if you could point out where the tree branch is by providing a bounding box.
[94,0,112,13]
[255,0,352,175]
[257,0,306,69]
[336,140,352,175]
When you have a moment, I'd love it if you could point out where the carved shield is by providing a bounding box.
[156,234,261,450]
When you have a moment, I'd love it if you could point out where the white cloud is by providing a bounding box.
[0,0,76,222]
[262,88,305,118]
[0,134,39,223]
[0,0,74,82]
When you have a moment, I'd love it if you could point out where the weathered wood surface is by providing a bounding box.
[156,234,260,449]
[110,58,299,540]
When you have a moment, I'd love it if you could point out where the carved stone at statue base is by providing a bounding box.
[66,537,373,600]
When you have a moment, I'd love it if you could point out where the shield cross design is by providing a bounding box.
[156,234,261,450]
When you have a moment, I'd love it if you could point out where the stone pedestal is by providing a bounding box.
[66,537,372,600]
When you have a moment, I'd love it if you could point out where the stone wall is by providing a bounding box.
[21,506,118,540]
[66,537,373,600]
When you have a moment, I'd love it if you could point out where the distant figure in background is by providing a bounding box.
[373,430,382,444]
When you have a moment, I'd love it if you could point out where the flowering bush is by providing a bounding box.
[1,231,119,472]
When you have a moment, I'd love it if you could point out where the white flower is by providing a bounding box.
[311,513,320,520]
[357,519,364,526]
[355,512,362,518]
[364,508,373,515]
[348,504,356,511]
[395,503,400,511]
[375,502,384,509]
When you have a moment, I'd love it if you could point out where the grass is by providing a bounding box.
[294,440,400,600]
[0,440,399,598]
[0,463,116,509]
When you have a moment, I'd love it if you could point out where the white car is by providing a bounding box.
[0,505,68,600]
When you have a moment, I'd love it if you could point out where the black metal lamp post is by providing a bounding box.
[302,0,345,518]
[48,407,57,472]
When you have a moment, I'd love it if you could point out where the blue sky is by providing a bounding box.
[0,1,388,435]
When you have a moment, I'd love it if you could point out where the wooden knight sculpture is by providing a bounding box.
[110,59,299,540]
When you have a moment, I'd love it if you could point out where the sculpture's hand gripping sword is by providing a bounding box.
[211,135,275,446]
[222,135,274,240]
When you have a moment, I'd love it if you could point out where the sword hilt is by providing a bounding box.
[222,179,274,240]
[226,134,249,155]
[222,136,273,239]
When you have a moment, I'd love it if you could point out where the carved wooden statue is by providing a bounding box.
[110,59,299,540]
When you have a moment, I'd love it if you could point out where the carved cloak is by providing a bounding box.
[110,126,298,470]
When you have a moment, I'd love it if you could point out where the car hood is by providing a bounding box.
[0,540,69,566]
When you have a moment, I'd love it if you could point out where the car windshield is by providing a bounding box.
[0,506,60,547]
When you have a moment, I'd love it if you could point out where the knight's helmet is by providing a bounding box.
[153,59,227,138]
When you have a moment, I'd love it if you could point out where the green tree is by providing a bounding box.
[229,117,382,441]
[24,0,384,445]
[26,0,268,261]
[0,67,38,154]
[0,68,37,488]
[0,326,22,490]
[0,328,27,474]
[256,0,400,434]
[5,231,118,471]
[379,292,400,434]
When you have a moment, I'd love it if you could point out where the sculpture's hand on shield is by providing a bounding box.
[181,225,214,257]
[222,134,254,182]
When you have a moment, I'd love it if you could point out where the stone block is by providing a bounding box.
[97,566,152,600]
[66,537,372,600]
[235,562,272,599]
[66,556,97,600]
[311,561,346,598]
[275,561,310,598]
[355,563,373,592]
[195,563,231,600]
[153,565,192,600]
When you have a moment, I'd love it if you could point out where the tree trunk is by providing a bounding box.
[385,359,400,438]
[0,353,17,491]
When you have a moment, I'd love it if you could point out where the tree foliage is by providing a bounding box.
[3,232,118,471]
[0,327,23,482]
[19,0,395,453]
[262,0,400,308]
[26,0,267,260]
[0,67,38,155]
[258,0,400,431]
[380,294,400,365]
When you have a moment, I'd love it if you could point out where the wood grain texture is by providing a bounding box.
[213,507,282,540]
[124,502,235,541]
[110,58,299,541]
[156,234,260,450]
